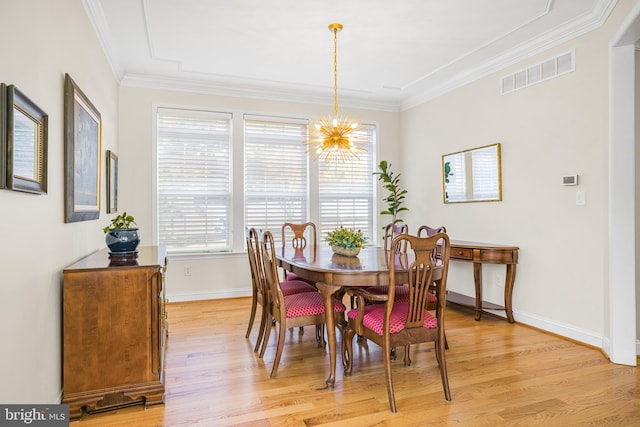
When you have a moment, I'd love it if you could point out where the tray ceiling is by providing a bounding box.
[85,0,617,111]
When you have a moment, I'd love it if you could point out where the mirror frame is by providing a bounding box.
[1,84,48,194]
[442,143,502,204]
[106,150,118,213]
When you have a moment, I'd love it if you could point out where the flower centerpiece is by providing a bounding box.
[326,226,367,257]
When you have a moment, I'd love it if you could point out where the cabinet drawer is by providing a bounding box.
[450,247,473,260]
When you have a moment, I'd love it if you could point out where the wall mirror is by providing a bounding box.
[1,84,48,194]
[442,143,501,203]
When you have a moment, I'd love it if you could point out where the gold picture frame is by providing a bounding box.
[1,83,48,194]
[64,74,101,222]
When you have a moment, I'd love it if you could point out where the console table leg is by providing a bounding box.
[473,262,483,321]
[504,264,517,323]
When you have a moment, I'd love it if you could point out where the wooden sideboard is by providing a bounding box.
[447,240,519,323]
[62,246,168,420]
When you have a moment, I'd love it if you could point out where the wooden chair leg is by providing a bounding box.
[341,325,356,376]
[403,344,411,366]
[382,339,397,413]
[316,324,326,347]
[254,305,267,353]
[437,336,451,401]
[258,314,272,359]
[245,292,258,338]
[270,321,287,378]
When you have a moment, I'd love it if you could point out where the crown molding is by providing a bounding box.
[81,0,124,81]
[120,73,403,112]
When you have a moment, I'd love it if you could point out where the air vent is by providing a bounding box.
[501,50,575,95]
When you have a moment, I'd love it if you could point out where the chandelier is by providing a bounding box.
[307,23,366,162]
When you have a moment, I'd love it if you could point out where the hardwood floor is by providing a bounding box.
[72,298,639,426]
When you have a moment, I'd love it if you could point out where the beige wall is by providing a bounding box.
[1,0,637,406]
[117,87,401,301]
[401,2,636,343]
[0,1,119,402]
[636,50,640,338]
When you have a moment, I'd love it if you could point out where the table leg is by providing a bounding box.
[504,264,517,323]
[473,262,483,321]
[315,282,342,389]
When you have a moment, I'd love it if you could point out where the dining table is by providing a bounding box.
[276,243,443,390]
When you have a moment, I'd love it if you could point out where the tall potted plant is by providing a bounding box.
[374,160,408,227]
[103,211,140,254]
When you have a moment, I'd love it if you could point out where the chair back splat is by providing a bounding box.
[281,222,317,284]
[343,232,451,412]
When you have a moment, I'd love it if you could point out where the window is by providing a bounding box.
[244,115,308,244]
[156,107,377,254]
[157,108,232,253]
[318,125,376,242]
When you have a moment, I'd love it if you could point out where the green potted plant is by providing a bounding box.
[326,226,367,257]
[103,211,140,254]
[374,160,408,227]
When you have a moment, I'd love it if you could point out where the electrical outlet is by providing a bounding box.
[495,274,503,287]
[184,266,191,276]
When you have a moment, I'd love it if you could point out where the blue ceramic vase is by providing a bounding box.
[105,228,140,254]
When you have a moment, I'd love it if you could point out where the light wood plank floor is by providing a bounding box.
[73,298,639,426]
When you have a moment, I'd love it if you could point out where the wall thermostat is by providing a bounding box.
[562,175,578,186]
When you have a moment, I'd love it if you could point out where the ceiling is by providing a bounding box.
[85,0,617,111]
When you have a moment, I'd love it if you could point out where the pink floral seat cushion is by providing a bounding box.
[284,292,346,318]
[280,280,317,296]
[365,285,437,304]
[347,303,437,335]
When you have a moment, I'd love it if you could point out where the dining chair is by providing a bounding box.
[245,228,270,352]
[342,232,452,413]
[365,223,411,303]
[259,230,347,378]
[245,228,316,353]
[281,222,317,284]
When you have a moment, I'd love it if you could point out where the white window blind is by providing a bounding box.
[444,154,466,202]
[318,125,375,243]
[244,115,308,244]
[471,147,500,200]
[157,108,232,253]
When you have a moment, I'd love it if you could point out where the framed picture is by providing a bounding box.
[0,83,48,194]
[106,150,118,213]
[64,74,101,223]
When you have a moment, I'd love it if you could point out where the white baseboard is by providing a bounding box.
[509,309,604,349]
[166,289,251,303]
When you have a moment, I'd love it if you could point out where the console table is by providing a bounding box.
[62,246,168,420]
[447,240,519,323]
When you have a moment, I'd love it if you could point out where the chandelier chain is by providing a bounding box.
[333,26,339,117]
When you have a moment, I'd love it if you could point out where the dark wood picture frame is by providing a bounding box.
[0,83,48,194]
[64,74,101,223]
[106,150,118,213]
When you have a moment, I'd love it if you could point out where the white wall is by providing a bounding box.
[637,50,640,344]
[401,0,637,347]
[116,87,401,301]
[0,1,119,403]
